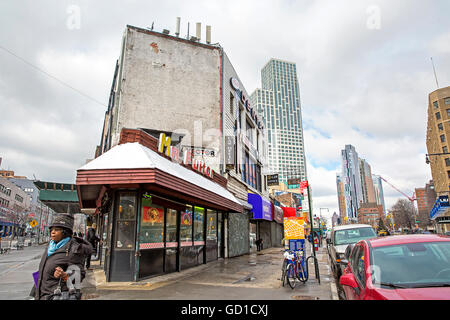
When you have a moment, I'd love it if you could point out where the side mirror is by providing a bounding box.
[340,273,359,290]
[344,244,354,261]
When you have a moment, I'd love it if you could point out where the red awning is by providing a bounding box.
[282,207,296,217]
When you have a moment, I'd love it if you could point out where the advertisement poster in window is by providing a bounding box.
[181,210,192,226]
[142,206,164,225]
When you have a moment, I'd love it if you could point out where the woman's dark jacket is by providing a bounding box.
[34,237,93,300]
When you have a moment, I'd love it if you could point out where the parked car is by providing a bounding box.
[340,234,450,300]
[327,224,377,279]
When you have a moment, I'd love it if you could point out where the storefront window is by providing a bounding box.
[166,209,177,247]
[118,194,136,220]
[194,206,205,242]
[206,210,217,240]
[180,205,193,245]
[115,193,136,249]
[139,195,164,249]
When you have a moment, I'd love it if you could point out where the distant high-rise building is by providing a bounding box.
[336,174,347,224]
[359,159,376,204]
[251,58,307,185]
[341,145,363,222]
[372,174,386,214]
[415,180,436,228]
[426,86,450,233]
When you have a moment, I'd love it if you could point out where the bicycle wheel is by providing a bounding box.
[297,260,308,283]
[281,259,287,287]
[286,263,297,289]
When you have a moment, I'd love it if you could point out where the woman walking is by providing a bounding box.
[31,213,93,300]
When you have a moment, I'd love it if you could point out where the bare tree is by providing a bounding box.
[391,199,416,230]
[6,205,31,238]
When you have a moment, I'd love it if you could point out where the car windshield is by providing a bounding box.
[334,227,376,246]
[371,241,450,288]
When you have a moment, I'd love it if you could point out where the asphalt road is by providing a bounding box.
[0,244,45,300]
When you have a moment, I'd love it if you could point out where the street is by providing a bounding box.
[0,244,45,300]
[0,241,338,300]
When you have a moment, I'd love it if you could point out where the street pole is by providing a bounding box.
[38,201,42,244]
[307,184,320,284]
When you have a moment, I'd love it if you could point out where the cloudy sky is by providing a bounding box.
[1,0,449,222]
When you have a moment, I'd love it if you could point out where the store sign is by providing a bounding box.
[273,206,283,224]
[248,193,273,221]
[284,217,305,240]
[158,133,214,179]
[182,146,216,157]
[288,178,302,186]
[230,77,240,91]
[266,174,279,186]
[225,136,235,167]
[230,78,264,130]
[300,180,309,191]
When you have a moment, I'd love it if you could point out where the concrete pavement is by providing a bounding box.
[0,243,46,299]
[81,242,338,300]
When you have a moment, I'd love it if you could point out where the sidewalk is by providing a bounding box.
[81,242,338,300]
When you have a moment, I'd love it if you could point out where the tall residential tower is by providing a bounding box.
[251,59,307,185]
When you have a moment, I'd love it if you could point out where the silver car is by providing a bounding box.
[326,224,377,279]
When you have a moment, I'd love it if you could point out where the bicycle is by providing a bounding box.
[281,250,290,287]
[284,250,308,289]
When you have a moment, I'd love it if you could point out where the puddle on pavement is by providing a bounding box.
[233,274,256,284]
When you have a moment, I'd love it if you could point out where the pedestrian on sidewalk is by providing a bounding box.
[256,238,264,251]
[30,213,93,300]
[85,223,100,270]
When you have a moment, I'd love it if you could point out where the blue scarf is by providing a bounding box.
[47,237,71,256]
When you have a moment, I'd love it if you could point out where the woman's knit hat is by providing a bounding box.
[49,213,74,232]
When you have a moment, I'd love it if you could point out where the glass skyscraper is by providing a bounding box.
[251,59,307,185]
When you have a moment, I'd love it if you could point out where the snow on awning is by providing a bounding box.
[79,142,241,206]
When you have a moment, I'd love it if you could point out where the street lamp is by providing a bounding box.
[425,153,450,164]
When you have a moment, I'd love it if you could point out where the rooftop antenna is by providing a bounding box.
[196,22,201,41]
[151,22,154,31]
[431,57,440,89]
[186,22,190,40]
[206,25,211,44]
[175,17,180,37]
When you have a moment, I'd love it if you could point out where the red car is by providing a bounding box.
[339,234,450,300]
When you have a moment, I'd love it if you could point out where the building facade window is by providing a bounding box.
[445,98,450,105]
[193,206,205,242]
[436,112,441,120]
[446,158,450,167]
[441,135,446,143]
[140,196,164,246]
[438,123,444,131]
[180,205,193,244]
[434,101,439,109]
[447,109,450,117]
[115,193,136,250]
[443,146,448,153]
